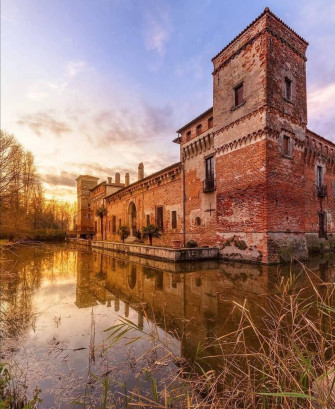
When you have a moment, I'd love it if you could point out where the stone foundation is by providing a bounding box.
[92,240,219,262]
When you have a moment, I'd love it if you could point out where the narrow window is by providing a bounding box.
[208,117,213,129]
[171,211,177,229]
[317,166,323,187]
[285,78,292,101]
[283,135,290,156]
[196,124,202,135]
[186,131,191,141]
[146,214,150,226]
[234,83,243,107]
[205,156,214,181]
[112,215,116,233]
[156,206,163,232]
[109,220,111,231]
[95,220,97,232]
[319,212,327,238]
[119,218,121,226]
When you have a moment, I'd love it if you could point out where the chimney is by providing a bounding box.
[107,177,112,184]
[138,163,144,180]
[115,172,120,184]
[125,173,130,186]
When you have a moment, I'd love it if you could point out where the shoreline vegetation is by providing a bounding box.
[1,244,335,408]
[0,131,76,244]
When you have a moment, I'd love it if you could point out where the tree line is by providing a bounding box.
[0,130,76,240]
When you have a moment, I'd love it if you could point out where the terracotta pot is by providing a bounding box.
[172,240,182,249]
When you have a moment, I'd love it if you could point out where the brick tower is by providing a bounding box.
[212,8,309,262]
[76,175,99,237]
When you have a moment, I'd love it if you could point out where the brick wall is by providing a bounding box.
[104,164,183,246]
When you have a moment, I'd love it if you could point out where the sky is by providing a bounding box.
[2,0,335,202]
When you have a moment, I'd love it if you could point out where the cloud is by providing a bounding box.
[298,1,335,28]
[143,5,172,57]
[17,111,72,137]
[66,60,86,77]
[308,82,335,140]
[89,102,173,147]
[42,171,77,188]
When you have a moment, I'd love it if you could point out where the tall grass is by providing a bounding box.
[103,265,335,408]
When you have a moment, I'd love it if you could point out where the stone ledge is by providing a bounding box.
[90,240,219,262]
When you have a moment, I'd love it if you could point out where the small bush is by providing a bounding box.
[186,239,198,248]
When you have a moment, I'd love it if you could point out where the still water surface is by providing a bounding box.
[1,244,335,408]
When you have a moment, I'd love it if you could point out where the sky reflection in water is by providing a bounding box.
[1,244,335,408]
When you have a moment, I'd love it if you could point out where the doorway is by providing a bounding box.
[128,202,136,236]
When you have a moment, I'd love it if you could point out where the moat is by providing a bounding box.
[1,244,335,408]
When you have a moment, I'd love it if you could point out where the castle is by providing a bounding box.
[76,8,335,264]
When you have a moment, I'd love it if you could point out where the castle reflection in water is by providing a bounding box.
[75,248,335,361]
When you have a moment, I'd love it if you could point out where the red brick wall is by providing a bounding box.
[215,139,267,262]
[180,109,213,145]
[304,132,335,239]
[104,168,183,246]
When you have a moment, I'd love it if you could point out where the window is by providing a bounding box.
[95,220,97,232]
[109,220,111,231]
[196,124,202,135]
[204,156,215,192]
[317,166,323,187]
[285,78,292,101]
[171,211,177,229]
[195,217,201,226]
[208,117,213,129]
[119,218,122,226]
[205,156,214,181]
[283,135,290,156]
[112,215,116,233]
[146,214,150,226]
[186,131,191,141]
[234,83,244,107]
[156,206,163,232]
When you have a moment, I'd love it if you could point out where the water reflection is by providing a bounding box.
[1,244,335,408]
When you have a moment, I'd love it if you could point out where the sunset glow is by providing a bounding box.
[2,0,335,202]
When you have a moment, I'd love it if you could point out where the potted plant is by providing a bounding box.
[95,206,107,240]
[172,239,182,249]
[118,225,130,243]
[142,224,161,246]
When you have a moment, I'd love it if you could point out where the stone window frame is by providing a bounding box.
[280,131,294,159]
[171,210,177,229]
[232,81,245,110]
[156,206,164,232]
[112,215,116,233]
[205,154,215,180]
[196,124,202,135]
[195,216,201,226]
[316,164,324,188]
[284,76,293,104]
